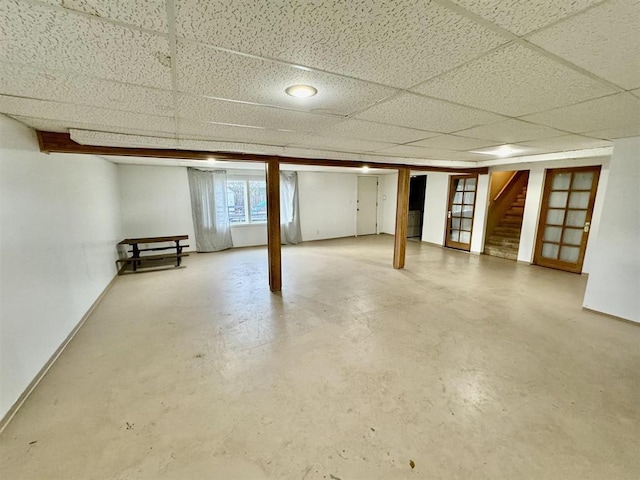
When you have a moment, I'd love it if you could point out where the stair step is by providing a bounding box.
[484,245,518,261]
[509,206,524,214]
[501,216,523,226]
[495,227,522,237]
[487,236,520,247]
[511,201,525,207]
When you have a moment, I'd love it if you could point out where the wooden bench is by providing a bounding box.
[116,235,189,274]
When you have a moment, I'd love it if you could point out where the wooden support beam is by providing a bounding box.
[393,167,411,269]
[36,131,489,174]
[266,159,282,292]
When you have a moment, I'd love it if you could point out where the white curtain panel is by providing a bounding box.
[280,171,303,245]
[187,168,233,252]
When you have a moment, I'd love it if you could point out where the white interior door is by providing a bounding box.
[357,176,378,235]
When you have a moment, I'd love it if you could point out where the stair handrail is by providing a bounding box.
[493,171,519,203]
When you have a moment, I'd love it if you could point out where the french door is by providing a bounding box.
[445,175,478,251]
[534,166,600,273]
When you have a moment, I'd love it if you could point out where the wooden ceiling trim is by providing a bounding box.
[36,131,489,174]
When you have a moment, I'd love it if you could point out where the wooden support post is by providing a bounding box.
[266,158,282,292]
[393,167,411,269]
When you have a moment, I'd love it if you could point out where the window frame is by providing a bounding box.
[226,175,267,226]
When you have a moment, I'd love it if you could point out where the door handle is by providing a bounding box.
[584,221,590,233]
[447,211,452,219]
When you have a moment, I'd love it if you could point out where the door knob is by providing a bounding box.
[584,221,590,233]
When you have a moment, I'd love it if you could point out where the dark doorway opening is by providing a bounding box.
[408,175,426,238]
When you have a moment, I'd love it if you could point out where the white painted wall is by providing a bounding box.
[298,171,357,241]
[584,138,640,322]
[117,165,267,248]
[380,172,398,234]
[422,172,450,245]
[117,165,197,248]
[0,115,121,420]
[117,166,378,247]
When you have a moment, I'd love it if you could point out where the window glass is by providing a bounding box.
[249,180,267,223]
[227,180,247,224]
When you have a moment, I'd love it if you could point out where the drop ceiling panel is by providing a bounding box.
[175,0,508,88]
[0,95,175,133]
[317,119,438,144]
[177,94,341,133]
[519,134,612,150]
[178,120,311,146]
[521,93,640,133]
[35,0,168,32]
[10,115,176,139]
[455,119,567,143]
[528,0,640,89]
[407,134,499,151]
[585,124,640,140]
[371,144,486,161]
[413,43,615,116]
[71,130,178,149]
[0,62,174,116]
[449,0,603,36]
[286,135,394,153]
[0,0,172,89]
[355,93,505,133]
[177,42,397,116]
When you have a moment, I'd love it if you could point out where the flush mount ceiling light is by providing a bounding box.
[361,166,370,172]
[285,84,318,98]
[471,144,532,158]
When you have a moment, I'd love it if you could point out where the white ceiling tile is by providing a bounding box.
[0,62,174,116]
[0,0,172,89]
[528,0,640,89]
[175,0,508,88]
[177,42,397,115]
[36,0,168,32]
[287,136,394,153]
[71,130,178,149]
[9,115,177,139]
[316,119,438,144]
[9,115,176,139]
[519,134,612,150]
[177,94,341,133]
[371,144,485,161]
[355,93,505,133]
[178,120,311,146]
[9,115,68,133]
[407,134,499,151]
[585,124,640,140]
[455,119,567,142]
[0,95,175,133]
[450,0,603,36]
[520,93,640,133]
[413,43,615,116]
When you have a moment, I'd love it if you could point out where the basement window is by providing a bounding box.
[227,177,267,225]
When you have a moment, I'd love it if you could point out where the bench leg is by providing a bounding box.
[175,241,182,267]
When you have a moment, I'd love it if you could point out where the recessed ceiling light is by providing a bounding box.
[362,166,370,172]
[285,84,318,98]
[471,144,531,158]
[207,157,217,163]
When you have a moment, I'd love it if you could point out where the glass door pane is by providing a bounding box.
[534,166,600,273]
[445,175,478,251]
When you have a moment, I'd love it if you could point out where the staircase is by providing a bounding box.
[484,186,527,261]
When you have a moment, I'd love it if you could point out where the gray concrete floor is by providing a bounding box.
[1,235,639,479]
